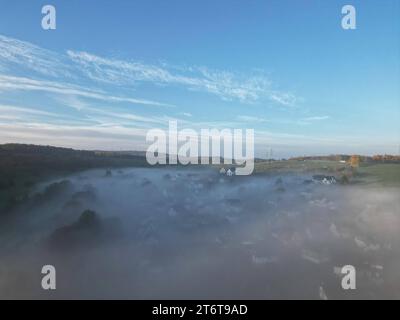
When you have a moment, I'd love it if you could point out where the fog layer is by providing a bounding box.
[0,167,399,299]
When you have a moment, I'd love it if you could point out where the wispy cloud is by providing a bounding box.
[236,115,268,123]
[0,103,97,127]
[0,34,299,106]
[269,92,298,107]
[84,107,173,127]
[67,50,297,105]
[0,104,59,117]
[0,35,71,77]
[293,115,331,126]
[301,116,330,121]
[0,75,173,108]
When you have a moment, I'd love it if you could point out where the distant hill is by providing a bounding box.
[0,143,148,173]
[289,154,400,163]
[0,144,151,214]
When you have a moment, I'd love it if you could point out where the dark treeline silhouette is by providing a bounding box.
[0,144,149,214]
[0,144,148,178]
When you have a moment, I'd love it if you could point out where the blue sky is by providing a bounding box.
[0,0,399,157]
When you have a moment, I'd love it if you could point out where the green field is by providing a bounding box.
[254,159,348,174]
[255,159,400,187]
[355,163,400,187]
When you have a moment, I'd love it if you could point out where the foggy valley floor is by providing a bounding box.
[0,165,399,299]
